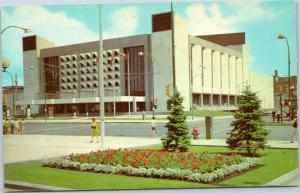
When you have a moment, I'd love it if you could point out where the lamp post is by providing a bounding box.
[1,25,31,34]
[120,52,131,117]
[2,58,15,117]
[277,34,291,121]
[138,51,155,119]
[98,4,105,149]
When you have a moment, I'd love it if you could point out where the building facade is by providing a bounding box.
[273,70,297,116]
[17,11,274,116]
[3,86,24,117]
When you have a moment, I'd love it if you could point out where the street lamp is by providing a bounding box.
[277,34,291,121]
[120,52,131,117]
[138,51,156,119]
[1,26,31,34]
[2,57,15,117]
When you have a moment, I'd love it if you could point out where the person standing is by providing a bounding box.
[3,118,10,134]
[290,116,297,143]
[142,111,145,120]
[10,119,18,134]
[151,118,157,138]
[90,118,100,143]
[271,110,276,123]
[276,112,281,123]
[18,118,25,134]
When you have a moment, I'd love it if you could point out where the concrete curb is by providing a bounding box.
[264,168,299,186]
[23,116,232,123]
[5,180,74,191]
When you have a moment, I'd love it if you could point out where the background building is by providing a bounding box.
[273,70,297,116]
[17,11,274,116]
[3,86,24,117]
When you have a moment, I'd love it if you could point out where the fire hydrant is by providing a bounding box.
[192,127,199,139]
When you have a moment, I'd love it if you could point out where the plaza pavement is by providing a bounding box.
[2,134,299,190]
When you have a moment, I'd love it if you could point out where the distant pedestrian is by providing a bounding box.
[151,118,157,138]
[10,119,18,134]
[276,113,281,123]
[290,116,297,143]
[271,110,276,123]
[18,118,25,134]
[192,127,199,139]
[3,118,10,134]
[142,111,145,120]
[90,118,100,143]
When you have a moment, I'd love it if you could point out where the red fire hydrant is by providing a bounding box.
[192,127,199,139]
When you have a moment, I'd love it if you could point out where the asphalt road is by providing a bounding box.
[22,117,295,141]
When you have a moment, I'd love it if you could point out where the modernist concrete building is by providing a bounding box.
[17,11,274,115]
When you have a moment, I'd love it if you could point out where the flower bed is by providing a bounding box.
[43,149,260,183]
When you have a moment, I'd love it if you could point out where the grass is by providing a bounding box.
[4,146,298,190]
[185,110,234,117]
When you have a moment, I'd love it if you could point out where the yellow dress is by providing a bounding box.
[91,121,100,136]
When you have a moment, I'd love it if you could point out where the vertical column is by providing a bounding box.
[219,53,223,107]
[201,47,204,107]
[211,50,214,107]
[235,57,238,106]
[133,97,137,112]
[227,55,230,106]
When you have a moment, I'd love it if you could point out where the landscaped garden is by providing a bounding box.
[43,148,259,183]
[4,146,298,190]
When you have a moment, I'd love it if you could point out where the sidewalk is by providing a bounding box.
[3,135,298,164]
[192,139,299,149]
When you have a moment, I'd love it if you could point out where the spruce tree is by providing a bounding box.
[161,87,191,152]
[226,86,268,156]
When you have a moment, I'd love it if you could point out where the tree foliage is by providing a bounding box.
[161,87,191,152]
[226,86,268,156]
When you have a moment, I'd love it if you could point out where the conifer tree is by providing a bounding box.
[161,87,191,152]
[226,86,267,156]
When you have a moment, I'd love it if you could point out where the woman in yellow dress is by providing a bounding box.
[90,118,100,143]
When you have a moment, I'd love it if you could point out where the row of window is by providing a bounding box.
[60,58,121,69]
[60,49,121,62]
[60,66,120,76]
[61,81,120,90]
[61,73,120,83]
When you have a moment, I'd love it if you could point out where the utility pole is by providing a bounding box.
[171,2,176,90]
[98,4,105,149]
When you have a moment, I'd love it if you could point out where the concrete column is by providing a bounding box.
[219,53,223,107]
[235,57,238,106]
[235,95,238,106]
[133,97,137,112]
[211,50,214,107]
[228,55,231,107]
[227,95,230,107]
[200,93,203,107]
[201,48,204,108]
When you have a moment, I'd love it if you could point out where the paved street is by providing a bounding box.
[21,117,296,141]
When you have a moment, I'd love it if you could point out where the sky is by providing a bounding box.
[1,0,298,86]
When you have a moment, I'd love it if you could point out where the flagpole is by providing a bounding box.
[171,2,176,90]
[98,4,105,149]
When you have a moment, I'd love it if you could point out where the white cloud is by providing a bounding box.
[186,1,281,36]
[186,3,236,35]
[2,5,99,85]
[103,6,139,39]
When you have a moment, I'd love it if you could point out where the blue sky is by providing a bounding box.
[1,0,297,86]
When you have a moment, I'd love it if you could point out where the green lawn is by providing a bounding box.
[4,146,298,190]
[185,110,234,117]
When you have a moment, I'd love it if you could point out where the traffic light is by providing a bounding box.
[165,84,170,97]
